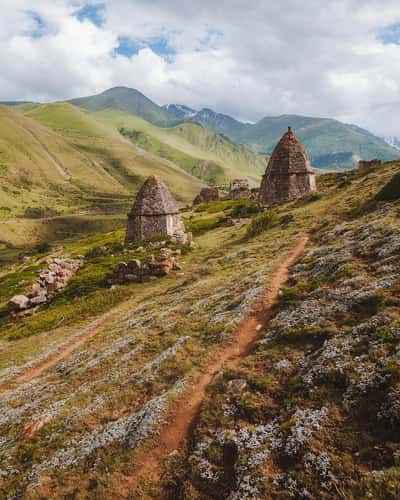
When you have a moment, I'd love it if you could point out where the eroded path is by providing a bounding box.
[121,232,310,496]
[0,311,114,398]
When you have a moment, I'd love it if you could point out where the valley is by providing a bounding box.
[2,1,400,497]
[0,89,399,500]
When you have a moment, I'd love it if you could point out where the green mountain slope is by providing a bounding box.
[67,87,399,171]
[0,103,203,218]
[184,110,400,170]
[69,87,174,126]
[93,108,266,186]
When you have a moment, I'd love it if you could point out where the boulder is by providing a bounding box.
[29,283,43,298]
[127,259,141,272]
[227,378,248,396]
[30,294,48,306]
[171,231,188,245]
[159,248,173,260]
[8,295,30,311]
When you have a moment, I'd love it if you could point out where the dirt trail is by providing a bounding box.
[121,232,310,496]
[0,312,113,398]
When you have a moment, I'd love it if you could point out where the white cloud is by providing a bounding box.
[1,0,400,136]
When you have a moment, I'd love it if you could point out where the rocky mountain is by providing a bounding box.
[161,103,196,119]
[6,87,399,171]
[62,86,399,170]
[385,136,400,151]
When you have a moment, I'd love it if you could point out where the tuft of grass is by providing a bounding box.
[353,466,400,499]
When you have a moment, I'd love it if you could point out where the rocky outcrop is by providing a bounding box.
[193,187,220,205]
[8,257,83,314]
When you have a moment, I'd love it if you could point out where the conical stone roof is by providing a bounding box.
[266,127,313,175]
[129,175,179,216]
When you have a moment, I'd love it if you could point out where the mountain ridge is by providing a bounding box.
[3,86,399,170]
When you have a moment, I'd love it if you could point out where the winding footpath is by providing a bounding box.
[0,232,310,496]
[0,311,114,398]
[120,232,310,496]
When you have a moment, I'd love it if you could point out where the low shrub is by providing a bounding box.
[294,192,322,206]
[280,287,300,302]
[376,171,400,201]
[23,207,59,219]
[352,291,385,315]
[34,242,51,254]
[230,199,260,218]
[245,209,278,238]
[353,466,400,499]
[187,215,225,235]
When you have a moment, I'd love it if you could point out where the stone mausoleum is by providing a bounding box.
[259,127,316,205]
[125,175,186,244]
[229,179,250,200]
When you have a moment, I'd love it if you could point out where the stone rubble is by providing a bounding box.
[8,257,83,314]
[106,248,183,285]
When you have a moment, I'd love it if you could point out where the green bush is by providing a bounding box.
[230,199,260,218]
[245,209,278,238]
[187,215,225,235]
[34,242,51,254]
[352,291,385,315]
[280,287,299,302]
[353,466,400,499]
[23,207,59,219]
[376,171,400,201]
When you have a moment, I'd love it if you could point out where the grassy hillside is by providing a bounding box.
[93,108,266,186]
[0,161,399,497]
[69,87,174,126]
[166,162,400,499]
[0,103,203,221]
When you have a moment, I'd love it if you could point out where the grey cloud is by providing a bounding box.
[1,0,400,135]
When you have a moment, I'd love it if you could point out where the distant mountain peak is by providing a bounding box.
[384,136,400,151]
[69,86,173,126]
[162,104,197,119]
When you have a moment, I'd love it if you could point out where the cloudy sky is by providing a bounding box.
[1,0,400,136]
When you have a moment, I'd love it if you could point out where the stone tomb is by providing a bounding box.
[125,175,187,244]
[259,127,316,205]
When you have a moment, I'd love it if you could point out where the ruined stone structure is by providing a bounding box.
[107,248,183,285]
[358,159,381,170]
[193,187,220,205]
[8,257,83,314]
[125,176,186,244]
[229,179,250,200]
[259,127,316,205]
